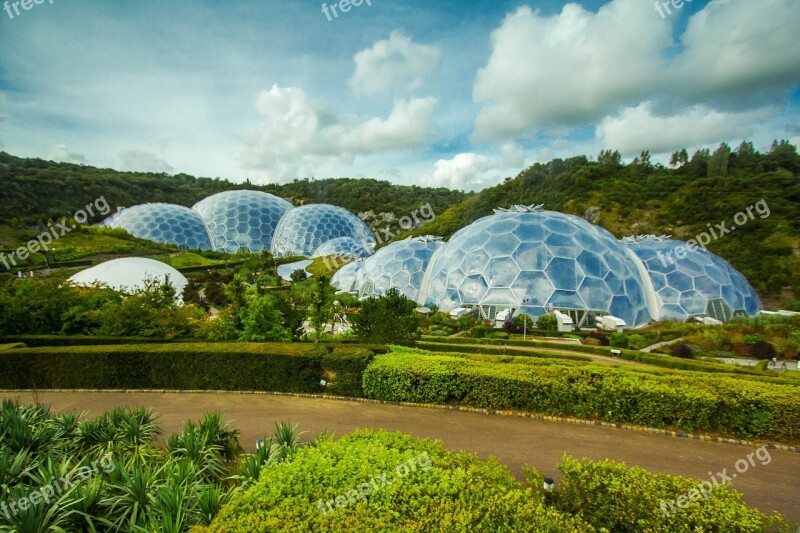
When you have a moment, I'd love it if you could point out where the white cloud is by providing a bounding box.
[426,153,491,190]
[499,142,526,168]
[350,30,443,97]
[118,150,174,173]
[48,144,88,164]
[671,0,800,106]
[596,102,775,156]
[473,1,669,141]
[472,0,800,145]
[241,84,438,182]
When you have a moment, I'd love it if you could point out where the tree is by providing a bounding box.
[535,314,557,332]
[352,288,419,345]
[708,143,731,177]
[597,149,622,169]
[239,293,291,342]
[224,276,248,331]
[290,269,308,283]
[308,274,335,342]
[669,149,688,168]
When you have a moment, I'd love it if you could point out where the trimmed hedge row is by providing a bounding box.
[417,341,591,362]
[553,455,788,532]
[0,343,378,397]
[362,350,800,443]
[0,335,196,347]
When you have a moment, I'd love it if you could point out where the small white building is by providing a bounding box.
[553,310,575,332]
[597,315,626,333]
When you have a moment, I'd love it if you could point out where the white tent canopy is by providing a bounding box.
[69,258,188,299]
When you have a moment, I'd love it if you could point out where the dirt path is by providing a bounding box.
[5,391,799,523]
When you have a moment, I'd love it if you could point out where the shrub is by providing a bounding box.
[536,314,558,332]
[363,349,800,443]
[554,455,787,532]
[750,340,777,360]
[670,343,694,359]
[206,430,591,532]
[609,333,629,349]
[588,331,609,346]
[0,343,377,397]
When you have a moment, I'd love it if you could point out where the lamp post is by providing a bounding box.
[521,298,530,341]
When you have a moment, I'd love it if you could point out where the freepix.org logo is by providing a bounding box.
[4,0,54,21]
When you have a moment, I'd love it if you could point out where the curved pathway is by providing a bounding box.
[5,390,799,523]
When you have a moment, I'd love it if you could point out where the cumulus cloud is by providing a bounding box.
[350,30,443,97]
[118,150,174,173]
[596,103,775,156]
[425,153,492,190]
[473,0,669,141]
[241,84,438,182]
[499,142,526,168]
[472,0,800,153]
[48,144,88,164]
[670,0,800,107]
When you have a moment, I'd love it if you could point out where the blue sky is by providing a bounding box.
[1,0,798,190]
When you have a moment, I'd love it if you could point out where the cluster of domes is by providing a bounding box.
[332,205,761,326]
[102,194,762,326]
[101,191,374,258]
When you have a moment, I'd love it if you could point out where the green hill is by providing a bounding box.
[1,141,798,308]
[413,142,800,308]
[0,152,469,225]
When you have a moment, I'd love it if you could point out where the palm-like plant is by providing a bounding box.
[273,422,306,461]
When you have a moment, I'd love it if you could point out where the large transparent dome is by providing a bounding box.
[193,190,292,253]
[331,259,365,293]
[69,257,188,299]
[271,204,376,258]
[106,203,212,250]
[422,205,652,327]
[356,236,444,302]
[623,236,762,322]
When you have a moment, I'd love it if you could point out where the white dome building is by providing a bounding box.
[69,258,188,301]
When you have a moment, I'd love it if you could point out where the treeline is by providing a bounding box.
[415,140,800,303]
[0,152,470,225]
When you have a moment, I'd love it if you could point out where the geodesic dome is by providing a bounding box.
[421,205,653,327]
[192,190,292,253]
[271,204,376,258]
[331,259,365,293]
[106,203,212,250]
[69,257,188,300]
[356,236,444,302]
[312,237,372,259]
[623,236,762,322]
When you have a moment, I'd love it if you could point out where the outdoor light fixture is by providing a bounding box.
[543,477,554,490]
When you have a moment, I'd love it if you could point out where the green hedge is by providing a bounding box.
[362,350,800,444]
[0,343,377,397]
[553,455,788,532]
[417,341,591,362]
[0,335,196,347]
[205,430,591,532]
